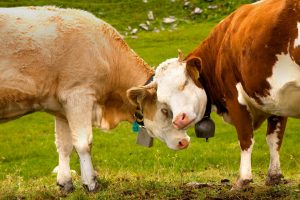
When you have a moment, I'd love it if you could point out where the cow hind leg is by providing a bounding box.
[63,93,99,192]
[55,116,74,193]
[265,116,286,186]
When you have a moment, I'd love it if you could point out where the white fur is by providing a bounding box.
[266,123,282,176]
[236,83,248,106]
[155,58,207,125]
[144,102,190,150]
[55,117,73,186]
[252,0,265,5]
[267,53,300,95]
[294,23,300,48]
[239,139,254,180]
[144,109,190,150]
[78,152,97,189]
[264,53,300,116]
[236,52,300,117]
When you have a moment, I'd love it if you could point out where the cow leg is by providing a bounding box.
[63,94,99,192]
[265,116,286,185]
[55,116,74,193]
[226,99,254,190]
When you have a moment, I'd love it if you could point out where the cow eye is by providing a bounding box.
[161,108,169,117]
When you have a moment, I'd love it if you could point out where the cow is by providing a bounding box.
[168,0,300,190]
[0,6,205,192]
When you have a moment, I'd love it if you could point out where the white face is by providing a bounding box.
[143,101,190,150]
[155,58,207,129]
[127,57,207,150]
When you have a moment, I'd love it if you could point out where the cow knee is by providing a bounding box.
[239,138,254,151]
[57,142,73,155]
[74,141,92,154]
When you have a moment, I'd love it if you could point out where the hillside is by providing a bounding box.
[0,0,253,33]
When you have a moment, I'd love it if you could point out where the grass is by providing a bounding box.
[1,0,300,199]
[0,0,251,31]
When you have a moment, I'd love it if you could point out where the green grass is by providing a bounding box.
[0,0,250,30]
[1,0,300,199]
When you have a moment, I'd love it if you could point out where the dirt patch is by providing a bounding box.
[180,181,300,200]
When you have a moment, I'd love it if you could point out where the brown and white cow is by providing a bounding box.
[0,7,205,192]
[169,0,300,190]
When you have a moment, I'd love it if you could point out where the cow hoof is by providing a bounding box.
[57,180,74,193]
[83,178,100,193]
[265,174,284,186]
[231,179,253,191]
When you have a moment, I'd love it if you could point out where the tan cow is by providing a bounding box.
[167,0,300,190]
[0,7,205,192]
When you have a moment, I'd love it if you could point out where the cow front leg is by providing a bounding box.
[55,116,74,193]
[226,99,254,190]
[265,116,286,186]
[235,137,254,190]
[63,95,99,192]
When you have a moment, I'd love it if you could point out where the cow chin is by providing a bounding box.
[164,134,191,150]
[156,131,190,151]
[144,119,190,150]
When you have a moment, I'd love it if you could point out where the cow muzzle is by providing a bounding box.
[173,112,195,129]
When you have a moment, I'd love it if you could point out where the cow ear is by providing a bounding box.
[127,87,152,107]
[186,56,202,87]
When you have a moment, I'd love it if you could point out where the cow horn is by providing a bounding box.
[178,49,184,62]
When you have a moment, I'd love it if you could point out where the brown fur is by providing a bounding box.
[0,7,154,129]
[186,0,300,150]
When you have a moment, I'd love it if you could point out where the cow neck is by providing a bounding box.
[188,16,234,115]
[188,45,227,115]
[198,75,212,118]
[117,50,154,119]
[116,48,154,90]
[202,51,227,114]
[98,26,155,128]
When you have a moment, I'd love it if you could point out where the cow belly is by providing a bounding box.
[237,83,300,118]
[262,52,300,117]
[0,88,63,122]
[0,101,38,122]
[261,82,300,118]
[237,52,300,118]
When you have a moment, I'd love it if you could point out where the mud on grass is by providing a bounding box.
[1,173,300,200]
[181,181,300,200]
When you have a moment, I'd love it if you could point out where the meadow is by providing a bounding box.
[0,0,300,199]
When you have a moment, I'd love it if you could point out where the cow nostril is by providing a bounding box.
[178,139,189,149]
[173,113,192,129]
[181,113,187,121]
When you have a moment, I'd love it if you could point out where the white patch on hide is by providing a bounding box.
[236,53,300,117]
[236,82,247,106]
[252,0,265,5]
[264,53,300,116]
[294,23,300,48]
[240,138,254,180]
[0,7,58,41]
[267,53,300,95]
[266,123,282,176]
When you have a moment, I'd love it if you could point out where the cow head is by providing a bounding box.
[127,51,207,150]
